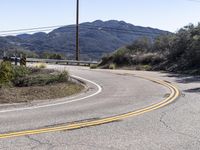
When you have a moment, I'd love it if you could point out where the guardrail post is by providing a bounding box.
[14,57,18,65]
[20,55,26,66]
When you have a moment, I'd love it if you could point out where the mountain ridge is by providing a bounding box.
[0,20,170,60]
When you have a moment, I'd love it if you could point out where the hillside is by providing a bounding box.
[98,23,200,75]
[0,20,169,60]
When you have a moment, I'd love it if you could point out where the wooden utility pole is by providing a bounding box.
[76,0,80,61]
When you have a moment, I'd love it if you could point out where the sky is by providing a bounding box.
[0,0,200,34]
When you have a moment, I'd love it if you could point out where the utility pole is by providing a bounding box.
[76,0,80,61]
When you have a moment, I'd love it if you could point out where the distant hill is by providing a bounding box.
[0,20,170,60]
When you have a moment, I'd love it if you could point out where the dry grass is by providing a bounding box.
[0,82,84,104]
[34,63,47,69]
[109,63,116,70]
[90,64,98,69]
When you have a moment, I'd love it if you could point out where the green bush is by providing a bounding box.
[13,71,69,87]
[109,63,116,70]
[141,65,152,71]
[135,53,163,65]
[90,64,98,69]
[0,61,70,87]
[113,47,129,58]
[13,66,30,79]
[57,71,69,82]
[0,61,14,86]
[99,54,113,67]
[41,52,64,60]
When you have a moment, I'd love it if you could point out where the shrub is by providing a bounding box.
[135,65,141,70]
[0,61,14,86]
[90,64,98,69]
[57,71,69,82]
[141,65,152,71]
[130,53,164,66]
[113,47,128,58]
[113,48,131,65]
[109,63,116,70]
[35,63,47,69]
[13,66,30,79]
[41,52,64,60]
[137,53,163,65]
[99,55,113,66]
[13,71,69,87]
[137,53,154,64]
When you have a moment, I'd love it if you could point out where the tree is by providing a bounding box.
[126,37,152,53]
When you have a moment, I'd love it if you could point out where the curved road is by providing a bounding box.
[0,65,199,150]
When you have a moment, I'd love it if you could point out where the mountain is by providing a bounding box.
[0,20,170,60]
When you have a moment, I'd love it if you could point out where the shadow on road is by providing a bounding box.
[161,72,200,94]
[163,73,200,84]
[184,88,200,94]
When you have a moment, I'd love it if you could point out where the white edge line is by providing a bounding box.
[0,75,102,113]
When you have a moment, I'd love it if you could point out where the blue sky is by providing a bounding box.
[0,0,200,33]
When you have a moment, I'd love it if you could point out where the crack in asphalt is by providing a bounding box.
[67,143,122,150]
[25,135,55,150]
[159,106,200,145]
[159,112,173,130]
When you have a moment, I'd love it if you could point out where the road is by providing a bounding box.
[0,65,200,150]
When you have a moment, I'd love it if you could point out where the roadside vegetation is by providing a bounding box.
[0,47,38,59]
[0,61,84,103]
[39,52,65,60]
[90,64,98,69]
[35,63,47,69]
[98,23,200,75]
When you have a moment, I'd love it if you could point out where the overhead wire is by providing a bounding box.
[0,29,56,36]
[0,25,65,34]
[0,23,167,54]
[0,23,167,36]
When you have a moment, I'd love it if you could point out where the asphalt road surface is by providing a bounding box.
[0,65,200,150]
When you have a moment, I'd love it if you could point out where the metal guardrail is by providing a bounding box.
[10,57,99,66]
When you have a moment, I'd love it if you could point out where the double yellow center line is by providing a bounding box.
[0,75,180,139]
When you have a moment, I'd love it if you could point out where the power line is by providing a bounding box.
[0,29,56,36]
[0,24,193,38]
[0,25,66,34]
[0,23,167,37]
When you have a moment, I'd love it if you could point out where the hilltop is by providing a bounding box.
[0,20,170,60]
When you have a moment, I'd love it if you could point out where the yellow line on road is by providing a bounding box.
[0,75,180,139]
